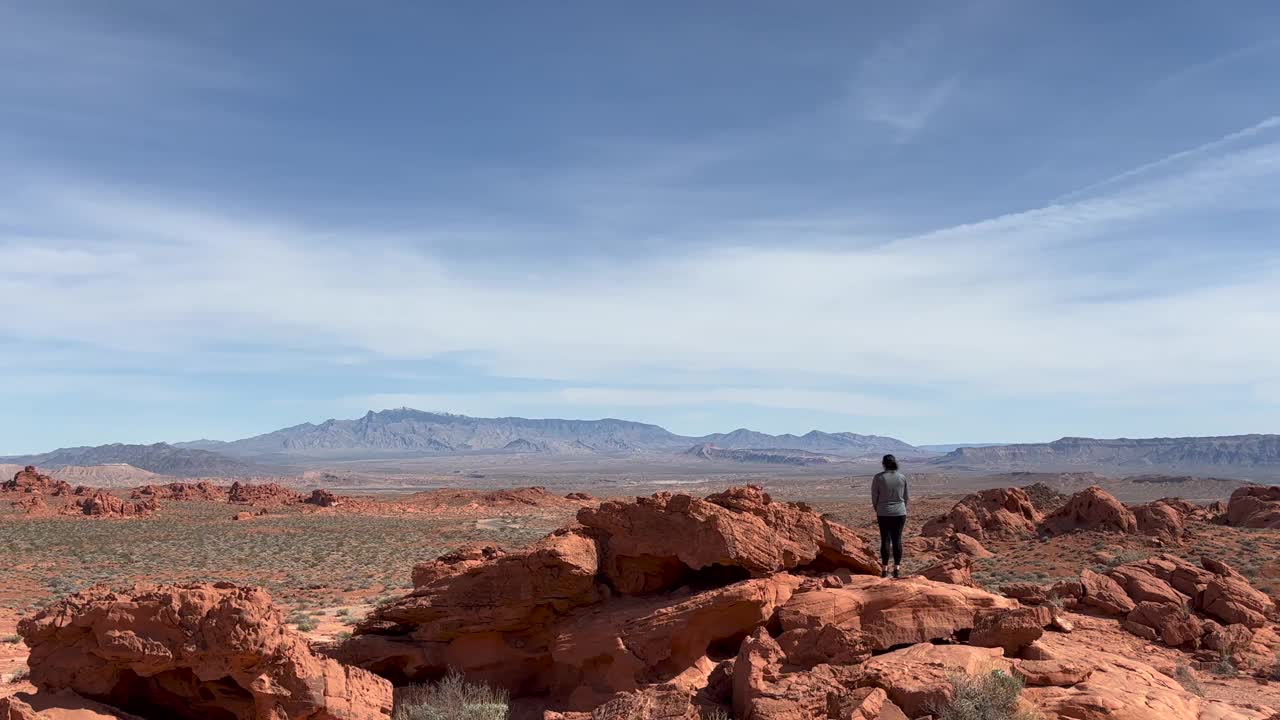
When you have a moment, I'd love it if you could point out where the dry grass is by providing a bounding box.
[393,670,509,720]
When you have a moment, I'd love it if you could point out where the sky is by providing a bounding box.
[3,1,1280,453]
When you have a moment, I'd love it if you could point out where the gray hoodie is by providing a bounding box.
[872,470,909,517]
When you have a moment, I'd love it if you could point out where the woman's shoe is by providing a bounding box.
[880,566,889,579]
[892,565,900,579]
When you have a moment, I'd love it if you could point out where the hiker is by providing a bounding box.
[871,453,909,578]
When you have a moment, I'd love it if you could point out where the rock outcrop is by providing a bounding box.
[18,582,392,720]
[64,491,156,518]
[130,482,227,502]
[1226,485,1280,529]
[921,488,1042,540]
[339,487,886,710]
[1039,486,1137,536]
[228,482,304,505]
[2,466,71,495]
[305,489,344,507]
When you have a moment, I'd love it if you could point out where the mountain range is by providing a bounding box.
[933,434,1280,470]
[5,408,1279,477]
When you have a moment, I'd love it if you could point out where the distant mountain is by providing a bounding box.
[933,435,1280,470]
[916,443,1003,453]
[1,443,259,478]
[202,408,919,460]
[697,428,916,456]
[683,443,838,466]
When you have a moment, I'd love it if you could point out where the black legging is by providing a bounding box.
[877,514,906,566]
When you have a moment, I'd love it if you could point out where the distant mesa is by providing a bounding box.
[933,434,1280,469]
[684,443,838,466]
[1,442,260,478]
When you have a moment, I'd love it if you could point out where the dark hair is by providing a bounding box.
[882,454,899,472]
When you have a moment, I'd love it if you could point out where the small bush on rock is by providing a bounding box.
[394,670,509,720]
[938,669,1039,720]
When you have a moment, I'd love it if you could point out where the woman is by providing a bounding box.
[871,454,909,578]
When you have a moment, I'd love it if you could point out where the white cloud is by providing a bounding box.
[3,125,1280,411]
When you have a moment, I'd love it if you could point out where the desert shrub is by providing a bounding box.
[1,635,20,644]
[702,709,730,720]
[1210,651,1238,678]
[7,668,30,684]
[936,669,1039,720]
[394,669,509,720]
[1174,666,1204,696]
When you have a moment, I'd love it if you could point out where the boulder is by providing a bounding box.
[1022,649,1274,720]
[732,628,856,720]
[1133,501,1186,540]
[917,556,974,586]
[825,688,909,720]
[1014,659,1094,687]
[1107,565,1186,607]
[1039,486,1137,536]
[1201,575,1276,628]
[1124,602,1202,648]
[577,485,878,594]
[776,576,1019,651]
[921,488,1042,540]
[2,466,71,495]
[1226,485,1280,529]
[775,623,874,668]
[857,644,1012,718]
[969,606,1052,654]
[1,691,150,719]
[17,582,392,720]
[1001,583,1049,605]
[1079,568,1136,615]
[304,489,343,507]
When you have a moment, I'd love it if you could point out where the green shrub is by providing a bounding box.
[937,669,1039,720]
[1210,652,1238,678]
[0,635,20,644]
[1174,666,1204,696]
[394,670,509,720]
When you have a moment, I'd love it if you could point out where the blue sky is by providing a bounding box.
[3,1,1280,453]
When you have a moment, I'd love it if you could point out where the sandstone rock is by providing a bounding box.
[130,482,227,502]
[305,489,343,507]
[64,492,156,518]
[1019,641,1056,661]
[1014,659,1094,687]
[577,485,878,594]
[10,494,51,515]
[1134,501,1186,540]
[1080,568,1136,615]
[1108,564,1187,607]
[589,686,698,720]
[732,628,860,720]
[775,623,874,668]
[565,492,593,501]
[1226,485,1280,529]
[1122,620,1159,642]
[825,687,909,720]
[228,482,304,505]
[777,576,1019,651]
[1040,486,1137,536]
[1202,575,1276,628]
[917,556,974,586]
[1,466,71,495]
[969,606,1052,654]
[1001,583,1049,605]
[1,691,151,719]
[858,644,1012,718]
[1203,623,1254,655]
[1022,649,1274,720]
[921,488,1042,540]
[1125,602,1202,648]
[18,582,392,720]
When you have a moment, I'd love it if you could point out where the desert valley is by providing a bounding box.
[2,410,1279,720]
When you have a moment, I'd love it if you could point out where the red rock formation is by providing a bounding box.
[228,482,304,505]
[776,576,1020,651]
[1039,486,1138,536]
[858,644,1012,718]
[917,555,975,586]
[564,492,593,501]
[305,489,343,507]
[1133,500,1187,540]
[18,582,392,720]
[130,482,227,502]
[338,487,886,710]
[1226,485,1280,529]
[64,492,156,518]
[589,686,699,720]
[1078,568,1137,615]
[10,494,51,516]
[921,487,1042,540]
[969,606,1052,654]
[577,485,879,593]
[2,466,71,495]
